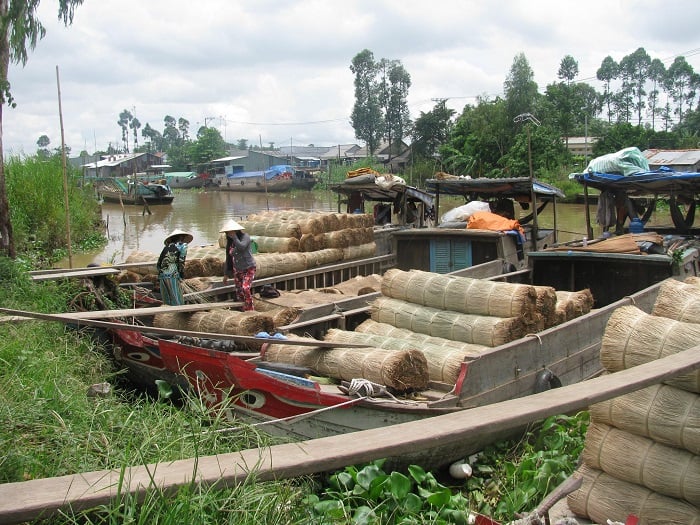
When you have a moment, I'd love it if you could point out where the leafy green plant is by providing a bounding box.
[306,460,475,524]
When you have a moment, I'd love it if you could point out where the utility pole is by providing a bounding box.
[513,113,541,252]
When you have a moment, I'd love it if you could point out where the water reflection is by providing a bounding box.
[66,189,672,267]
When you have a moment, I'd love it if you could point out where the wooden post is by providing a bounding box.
[56,66,73,268]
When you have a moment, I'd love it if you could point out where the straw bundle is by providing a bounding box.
[124,251,158,275]
[355,319,489,353]
[299,234,317,252]
[185,310,274,336]
[533,286,557,328]
[343,242,376,260]
[567,464,700,524]
[263,342,429,391]
[684,276,700,287]
[254,253,307,278]
[252,299,299,327]
[252,235,300,253]
[371,296,525,347]
[381,269,537,320]
[183,258,204,277]
[601,305,700,393]
[114,270,143,283]
[240,220,302,239]
[302,248,344,268]
[329,274,382,296]
[321,230,351,249]
[590,383,700,455]
[187,245,225,260]
[294,217,324,235]
[324,328,481,384]
[582,422,700,506]
[153,311,190,329]
[555,289,594,320]
[200,255,225,276]
[652,278,700,323]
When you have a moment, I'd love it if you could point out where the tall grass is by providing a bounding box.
[5,155,104,262]
[0,261,314,523]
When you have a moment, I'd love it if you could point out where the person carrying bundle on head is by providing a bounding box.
[220,219,256,311]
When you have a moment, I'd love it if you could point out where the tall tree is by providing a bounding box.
[129,116,141,151]
[647,58,666,130]
[350,49,383,157]
[36,133,50,157]
[117,109,133,152]
[558,54,579,85]
[381,59,411,159]
[0,0,84,258]
[141,122,163,152]
[411,99,455,160]
[619,47,651,126]
[596,56,619,123]
[503,52,539,124]
[664,56,697,125]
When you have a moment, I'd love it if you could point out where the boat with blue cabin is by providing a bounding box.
[215,164,294,193]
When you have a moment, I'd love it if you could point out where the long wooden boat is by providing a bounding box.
[97,261,673,472]
[215,164,294,193]
[94,177,174,205]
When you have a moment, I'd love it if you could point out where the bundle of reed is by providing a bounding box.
[185,309,275,337]
[298,233,317,252]
[343,242,376,260]
[321,230,351,249]
[582,422,700,506]
[533,286,557,328]
[567,463,699,524]
[252,298,299,327]
[371,296,525,347]
[381,269,537,320]
[263,342,429,392]
[555,289,594,320]
[114,270,144,283]
[254,252,307,279]
[601,305,700,393]
[346,213,373,229]
[256,290,343,308]
[124,251,158,275]
[652,278,700,323]
[334,213,349,230]
[303,248,344,268]
[313,233,328,250]
[153,311,191,329]
[331,274,382,296]
[184,258,205,277]
[324,213,341,232]
[589,383,700,455]
[324,328,480,384]
[684,276,700,287]
[239,220,302,239]
[294,217,324,235]
[355,319,489,353]
[200,255,225,276]
[185,245,224,260]
[253,235,300,253]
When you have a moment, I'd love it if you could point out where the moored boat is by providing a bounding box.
[94,177,174,205]
[215,164,294,193]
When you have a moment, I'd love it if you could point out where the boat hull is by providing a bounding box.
[217,176,293,193]
[99,190,174,205]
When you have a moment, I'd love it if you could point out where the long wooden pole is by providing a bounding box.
[56,66,73,268]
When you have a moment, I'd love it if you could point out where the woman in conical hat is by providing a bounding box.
[157,229,193,306]
[220,219,256,311]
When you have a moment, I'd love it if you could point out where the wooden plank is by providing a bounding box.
[32,267,120,281]
[0,346,698,524]
[0,308,372,349]
[0,303,240,322]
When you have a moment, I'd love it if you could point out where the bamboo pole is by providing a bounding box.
[56,66,73,268]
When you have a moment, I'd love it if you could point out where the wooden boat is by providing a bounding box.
[215,164,294,193]
[291,168,320,190]
[530,167,700,306]
[160,172,209,189]
[94,177,174,205]
[114,275,661,472]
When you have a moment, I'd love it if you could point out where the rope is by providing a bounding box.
[346,378,405,403]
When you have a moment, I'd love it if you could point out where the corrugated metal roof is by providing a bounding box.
[643,149,700,167]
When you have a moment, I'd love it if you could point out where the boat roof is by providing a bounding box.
[425,177,565,200]
[330,181,435,208]
[571,168,700,197]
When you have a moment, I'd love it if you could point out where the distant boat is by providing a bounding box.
[292,168,320,190]
[215,165,294,193]
[94,177,174,205]
[160,172,210,189]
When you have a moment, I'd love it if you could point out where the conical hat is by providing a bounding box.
[219,219,245,232]
[164,229,193,245]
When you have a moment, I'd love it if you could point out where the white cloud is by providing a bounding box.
[4,0,700,155]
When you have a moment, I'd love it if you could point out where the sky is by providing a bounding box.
[4,0,700,157]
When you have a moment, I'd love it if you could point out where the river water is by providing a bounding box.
[63,189,672,268]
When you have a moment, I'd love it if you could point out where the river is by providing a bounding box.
[62,189,671,267]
